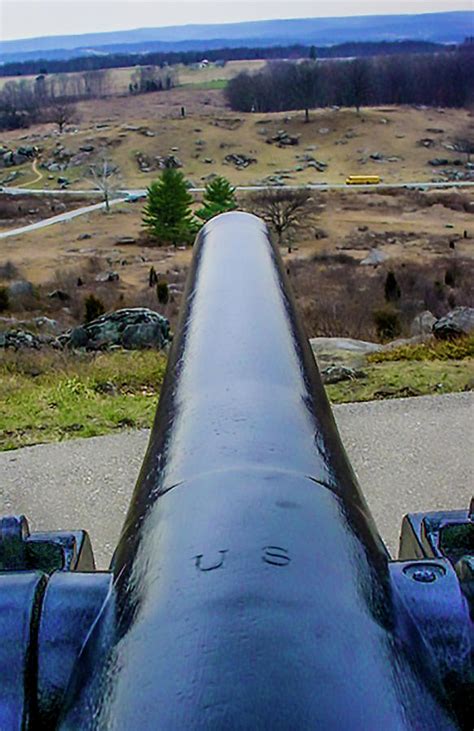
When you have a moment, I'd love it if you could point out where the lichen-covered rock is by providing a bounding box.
[0,329,43,349]
[433,307,474,339]
[410,311,436,336]
[60,308,170,350]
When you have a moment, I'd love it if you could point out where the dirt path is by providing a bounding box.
[19,159,44,188]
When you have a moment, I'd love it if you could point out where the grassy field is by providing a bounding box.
[0,59,265,93]
[1,97,471,190]
[0,340,471,451]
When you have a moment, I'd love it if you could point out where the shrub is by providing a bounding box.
[84,294,105,323]
[156,281,169,305]
[373,306,402,341]
[384,271,401,303]
[0,286,9,312]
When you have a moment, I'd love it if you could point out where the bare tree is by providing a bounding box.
[89,152,121,212]
[83,69,110,98]
[344,59,373,113]
[248,189,315,252]
[50,103,77,133]
[291,60,319,122]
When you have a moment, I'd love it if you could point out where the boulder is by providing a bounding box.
[224,153,257,168]
[60,308,170,350]
[95,271,119,283]
[428,158,449,166]
[310,337,382,369]
[48,289,70,301]
[410,311,436,336]
[433,307,474,339]
[320,365,366,384]
[0,329,42,349]
[8,280,34,297]
[122,322,167,349]
[360,249,387,266]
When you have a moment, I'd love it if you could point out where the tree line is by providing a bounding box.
[0,66,177,131]
[0,39,458,79]
[225,49,474,115]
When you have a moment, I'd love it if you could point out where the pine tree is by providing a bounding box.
[196,176,237,222]
[384,271,401,303]
[142,168,196,246]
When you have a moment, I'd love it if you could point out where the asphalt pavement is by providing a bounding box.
[0,392,471,568]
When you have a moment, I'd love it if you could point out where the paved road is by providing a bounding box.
[0,392,471,568]
[1,179,473,239]
[0,197,126,239]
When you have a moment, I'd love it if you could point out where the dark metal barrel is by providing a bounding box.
[58,212,458,729]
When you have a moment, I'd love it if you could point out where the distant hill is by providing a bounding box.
[1,11,472,64]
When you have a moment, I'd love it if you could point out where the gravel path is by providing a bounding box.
[0,392,472,567]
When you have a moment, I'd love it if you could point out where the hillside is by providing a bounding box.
[1,11,471,63]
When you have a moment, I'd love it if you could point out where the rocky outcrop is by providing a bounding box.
[223,153,257,169]
[59,308,170,351]
[266,130,300,147]
[0,145,39,168]
[433,307,474,339]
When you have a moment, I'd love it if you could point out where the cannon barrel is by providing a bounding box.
[55,212,463,729]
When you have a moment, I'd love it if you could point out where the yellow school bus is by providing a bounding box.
[345,175,381,185]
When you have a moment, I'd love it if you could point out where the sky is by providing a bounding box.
[1,0,472,42]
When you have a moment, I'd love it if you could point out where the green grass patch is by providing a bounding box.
[326,359,473,404]
[0,349,166,451]
[0,348,471,451]
[368,335,474,363]
[180,79,228,90]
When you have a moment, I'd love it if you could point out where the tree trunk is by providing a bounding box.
[304,108,309,123]
[104,192,110,213]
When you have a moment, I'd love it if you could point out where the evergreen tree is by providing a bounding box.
[384,271,401,303]
[142,168,196,246]
[196,176,237,221]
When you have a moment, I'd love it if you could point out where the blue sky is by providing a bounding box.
[1,0,471,42]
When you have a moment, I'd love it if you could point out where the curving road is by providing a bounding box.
[0,392,471,568]
[1,179,473,239]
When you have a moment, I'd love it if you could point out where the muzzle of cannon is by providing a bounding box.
[0,212,472,730]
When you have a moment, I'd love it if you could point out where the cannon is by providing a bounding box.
[0,212,472,729]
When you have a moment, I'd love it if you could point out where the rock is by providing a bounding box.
[60,308,170,351]
[0,329,42,349]
[79,144,94,152]
[68,326,89,348]
[318,128,330,135]
[417,138,436,148]
[224,153,257,168]
[410,311,436,336]
[267,130,300,147]
[360,249,387,266]
[122,322,167,349]
[433,307,474,339]
[57,176,69,186]
[8,280,34,297]
[95,271,119,283]
[163,155,182,168]
[310,337,382,369]
[313,227,328,240]
[428,158,449,166]
[116,236,136,245]
[320,365,366,384]
[78,233,92,240]
[48,289,70,301]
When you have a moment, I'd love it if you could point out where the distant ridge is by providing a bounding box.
[1,11,472,63]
